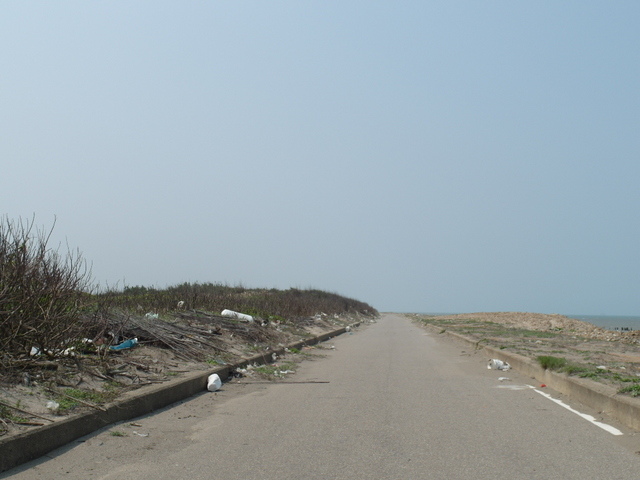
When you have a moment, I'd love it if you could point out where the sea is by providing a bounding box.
[565,315,640,332]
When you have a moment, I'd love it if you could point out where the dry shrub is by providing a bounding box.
[0,216,93,361]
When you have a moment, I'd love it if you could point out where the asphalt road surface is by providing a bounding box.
[4,313,640,479]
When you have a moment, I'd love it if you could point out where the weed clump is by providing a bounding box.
[537,356,567,370]
[618,384,640,397]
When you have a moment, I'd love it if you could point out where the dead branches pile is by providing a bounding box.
[90,310,286,363]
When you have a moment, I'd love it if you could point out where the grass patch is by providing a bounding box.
[612,373,640,383]
[254,361,297,380]
[618,384,640,397]
[537,356,567,370]
[0,404,29,424]
[56,388,114,412]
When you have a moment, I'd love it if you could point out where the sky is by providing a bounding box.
[1,2,639,315]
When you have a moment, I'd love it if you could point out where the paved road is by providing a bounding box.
[4,313,640,479]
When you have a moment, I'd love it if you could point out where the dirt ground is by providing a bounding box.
[413,312,640,390]
[0,313,366,440]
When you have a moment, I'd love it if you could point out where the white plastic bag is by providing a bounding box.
[488,359,511,371]
[207,373,222,391]
[221,309,254,322]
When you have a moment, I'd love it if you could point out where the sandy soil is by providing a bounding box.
[0,313,364,440]
[413,312,640,385]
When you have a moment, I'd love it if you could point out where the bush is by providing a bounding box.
[0,216,93,359]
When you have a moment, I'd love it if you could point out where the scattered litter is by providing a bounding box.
[221,309,254,323]
[488,359,511,371]
[30,345,78,357]
[498,377,511,382]
[596,365,607,370]
[110,338,138,351]
[207,373,222,392]
[177,300,185,308]
[271,353,277,362]
[345,326,351,332]
[540,384,547,388]
[46,401,60,413]
[144,312,159,320]
[132,431,149,437]
[130,422,143,427]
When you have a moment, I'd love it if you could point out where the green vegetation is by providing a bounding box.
[0,404,28,425]
[254,361,297,380]
[618,384,640,397]
[537,356,568,370]
[55,388,114,412]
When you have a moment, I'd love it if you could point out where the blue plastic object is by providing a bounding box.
[109,338,138,351]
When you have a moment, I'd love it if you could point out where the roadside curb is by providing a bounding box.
[0,323,359,474]
[424,324,640,431]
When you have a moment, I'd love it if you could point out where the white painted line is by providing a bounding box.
[529,386,623,436]
[495,385,532,391]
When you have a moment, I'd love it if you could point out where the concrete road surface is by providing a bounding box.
[4,313,640,479]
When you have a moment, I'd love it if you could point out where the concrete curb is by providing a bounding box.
[0,323,358,473]
[425,325,640,431]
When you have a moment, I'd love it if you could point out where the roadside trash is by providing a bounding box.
[46,401,60,413]
[272,353,277,362]
[144,312,159,320]
[221,309,254,323]
[488,359,511,371]
[207,373,222,392]
[498,377,511,382]
[133,431,149,437]
[30,345,78,357]
[110,338,138,351]
[177,300,185,308]
[540,384,547,388]
[345,326,351,332]
[596,365,607,370]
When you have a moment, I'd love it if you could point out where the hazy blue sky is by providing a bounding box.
[2,2,639,315]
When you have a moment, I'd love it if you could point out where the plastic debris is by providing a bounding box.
[177,300,185,308]
[488,359,511,371]
[221,309,254,323]
[110,338,138,351]
[133,431,149,437]
[144,312,159,320]
[596,365,607,370]
[207,373,222,392]
[498,377,511,382]
[46,401,60,413]
[345,326,351,332]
